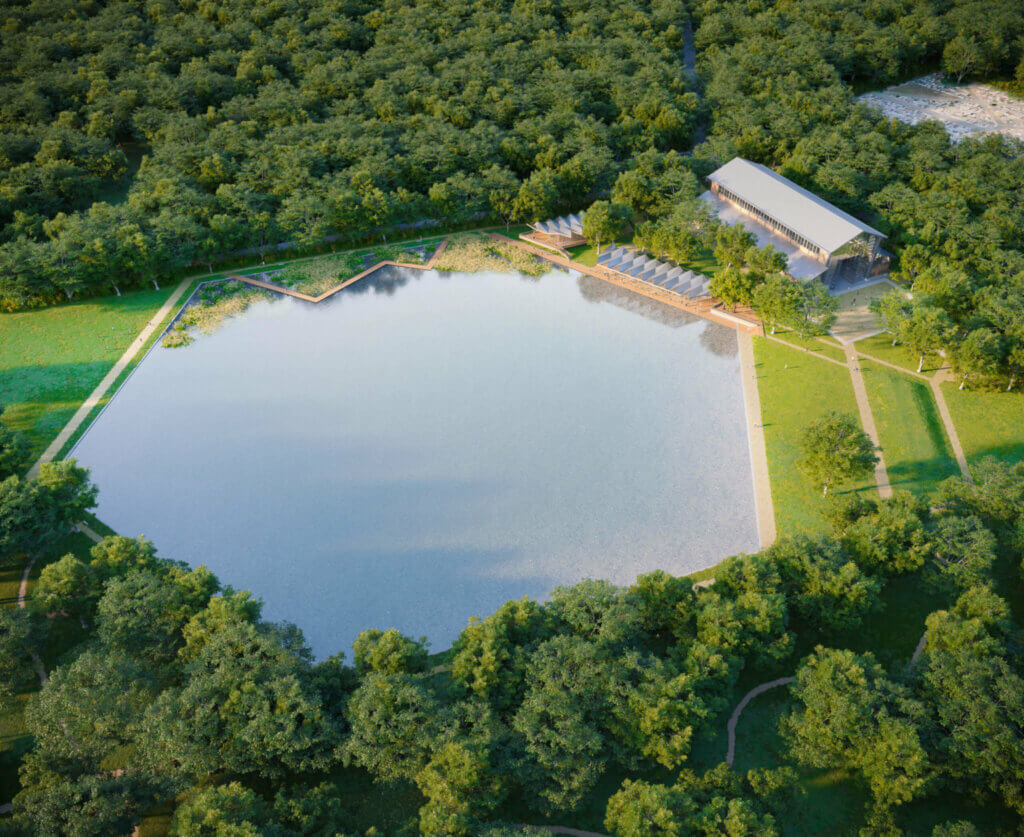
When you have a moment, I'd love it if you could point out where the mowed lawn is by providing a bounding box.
[0,287,178,460]
[753,337,873,535]
[860,360,960,495]
[854,332,943,376]
[941,383,1024,467]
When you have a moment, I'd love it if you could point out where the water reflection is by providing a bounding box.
[72,268,758,657]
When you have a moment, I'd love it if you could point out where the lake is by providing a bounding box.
[71,266,759,657]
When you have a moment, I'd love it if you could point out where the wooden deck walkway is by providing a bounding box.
[226,239,449,303]
[493,234,762,334]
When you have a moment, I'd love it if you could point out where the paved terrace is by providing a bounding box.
[701,189,828,280]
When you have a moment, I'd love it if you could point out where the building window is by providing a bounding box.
[715,184,823,258]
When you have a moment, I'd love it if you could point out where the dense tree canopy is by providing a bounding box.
[4,457,1023,833]
[0,0,697,307]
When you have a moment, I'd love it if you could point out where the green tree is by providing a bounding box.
[745,243,787,274]
[87,534,160,582]
[14,765,167,837]
[169,783,269,837]
[0,607,38,708]
[450,598,555,708]
[870,289,913,346]
[943,34,982,83]
[345,672,442,783]
[922,587,1024,815]
[96,566,218,667]
[144,618,339,779]
[713,224,757,268]
[605,766,796,837]
[0,462,96,559]
[582,200,630,252]
[352,628,429,675]
[951,328,1004,390]
[925,514,997,591]
[765,536,882,633]
[25,648,154,771]
[512,635,628,813]
[513,169,562,222]
[415,742,503,836]
[0,417,30,480]
[798,411,878,496]
[899,303,953,373]
[32,554,96,625]
[751,274,802,334]
[708,266,759,309]
[784,647,930,816]
[842,492,931,575]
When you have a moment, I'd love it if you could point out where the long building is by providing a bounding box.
[702,158,888,287]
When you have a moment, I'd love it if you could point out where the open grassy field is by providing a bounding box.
[768,329,847,363]
[860,360,960,496]
[753,337,873,535]
[853,332,943,376]
[941,382,1024,467]
[0,288,180,461]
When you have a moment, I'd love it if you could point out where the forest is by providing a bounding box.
[0,0,697,306]
[2,0,1024,388]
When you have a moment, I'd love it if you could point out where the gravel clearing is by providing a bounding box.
[859,73,1024,142]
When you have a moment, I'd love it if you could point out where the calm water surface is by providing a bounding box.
[72,267,758,657]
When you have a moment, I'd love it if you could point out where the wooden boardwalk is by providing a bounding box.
[226,239,449,303]
[493,234,762,334]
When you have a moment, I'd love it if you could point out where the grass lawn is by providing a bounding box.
[941,383,1024,467]
[769,330,847,364]
[854,332,943,376]
[567,242,601,266]
[681,244,720,278]
[0,287,180,461]
[753,337,874,536]
[860,360,960,496]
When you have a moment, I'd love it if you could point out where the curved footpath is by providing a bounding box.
[18,558,47,686]
[724,677,795,766]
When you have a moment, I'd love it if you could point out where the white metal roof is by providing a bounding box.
[707,158,884,255]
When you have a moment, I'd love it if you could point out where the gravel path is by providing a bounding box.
[18,557,47,686]
[738,331,777,547]
[26,277,193,479]
[929,370,972,481]
[725,677,795,766]
[844,344,893,498]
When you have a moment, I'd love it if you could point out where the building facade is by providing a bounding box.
[702,158,887,287]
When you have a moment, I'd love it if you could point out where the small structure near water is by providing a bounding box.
[523,213,586,251]
[596,245,712,300]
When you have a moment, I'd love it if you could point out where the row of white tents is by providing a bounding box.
[596,245,711,299]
